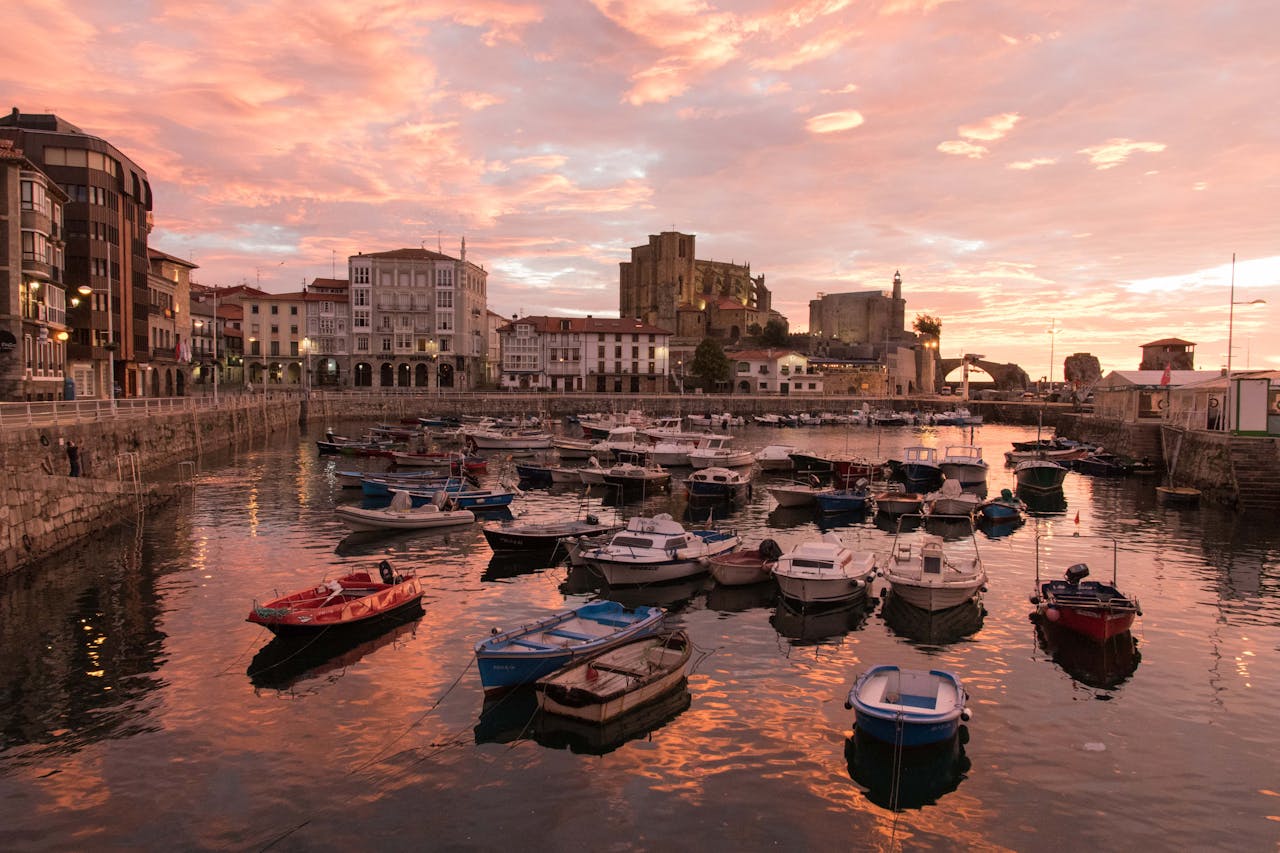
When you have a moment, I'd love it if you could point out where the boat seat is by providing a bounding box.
[508,638,555,650]
[590,617,635,628]
[545,628,595,641]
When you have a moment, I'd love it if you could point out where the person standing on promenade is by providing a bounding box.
[67,441,81,477]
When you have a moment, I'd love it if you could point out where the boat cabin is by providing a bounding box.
[921,540,945,575]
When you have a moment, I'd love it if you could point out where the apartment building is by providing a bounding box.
[498,315,673,393]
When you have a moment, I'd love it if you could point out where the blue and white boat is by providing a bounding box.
[899,446,942,484]
[579,513,741,585]
[474,600,665,693]
[978,488,1025,522]
[845,665,970,746]
[361,475,471,498]
[814,484,872,514]
[401,488,516,509]
[684,466,752,502]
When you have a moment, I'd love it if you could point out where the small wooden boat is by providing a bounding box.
[465,429,553,451]
[514,462,555,486]
[246,560,424,637]
[873,485,925,515]
[534,630,693,724]
[924,478,982,518]
[335,491,476,532]
[551,436,599,459]
[708,538,782,586]
[601,462,672,497]
[772,533,879,605]
[815,484,872,514]
[845,665,970,746]
[474,600,666,693]
[1155,485,1200,506]
[1030,538,1141,642]
[768,478,824,508]
[978,488,1025,522]
[482,513,624,554]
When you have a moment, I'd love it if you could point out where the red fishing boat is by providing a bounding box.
[247,560,424,637]
[1030,537,1140,642]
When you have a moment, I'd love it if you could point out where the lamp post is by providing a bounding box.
[301,336,312,397]
[1046,318,1061,393]
[676,359,684,396]
[425,339,439,398]
[1226,253,1266,378]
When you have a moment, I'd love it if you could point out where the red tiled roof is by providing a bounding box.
[1141,338,1195,347]
[730,349,804,361]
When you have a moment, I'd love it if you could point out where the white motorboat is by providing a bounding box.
[768,480,824,508]
[688,435,754,469]
[649,438,700,467]
[881,520,987,611]
[754,444,798,471]
[772,533,880,605]
[685,467,752,502]
[579,514,741,585]
[938,445,988,486]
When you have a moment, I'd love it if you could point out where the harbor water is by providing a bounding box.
[1,420,1277,851]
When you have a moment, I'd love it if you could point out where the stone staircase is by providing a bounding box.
[1227,437,1280,512]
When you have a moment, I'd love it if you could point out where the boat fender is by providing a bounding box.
[1029,594,1040,605]
[1044,606,1060,622]
[961,707,971,722]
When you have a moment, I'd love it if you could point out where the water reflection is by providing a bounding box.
[1034,622,1141,691]
[598,576,709,612]
[880,593,985,647]
[1019,489,1069,515]
[844,728,970,810]
[977,515,1025,540]
[473,683,693,756]
[246,606,424,690]
[0,520,167,765]
[706,581,778,613]
[770,598,872,645]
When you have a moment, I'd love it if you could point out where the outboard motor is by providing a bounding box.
[1065,563,1090,584]
[379,559,396,584]
[759,538,784,562]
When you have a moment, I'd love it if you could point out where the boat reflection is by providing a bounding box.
[766,505,815,530]
[706,580,778,613]
[816,507,869,532]
[874,511,921,534]
[559,564,603,596]
[881,593,984,646]
[976,514,1025,540]
[770,598,872,646]
[483,552,559,583]
[246,604,424,690]
[923,514,979,541]
[1034,621,1141,691]
[473,683,693,756]
[598,576,709,612]
[1018,488,1068,516]
[844,728,970,810]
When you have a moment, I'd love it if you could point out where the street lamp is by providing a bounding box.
[676,359,684,396]
[301,336,312,397]
[1046,318,1062,391]
[424,339,439,397]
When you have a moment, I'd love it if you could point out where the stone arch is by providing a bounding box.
[379,362,394,386]
[414,363,430,387]
[397,363,411,386]
[353,362,372,387]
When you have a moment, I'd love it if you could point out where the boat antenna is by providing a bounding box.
[1034,519,1041,586]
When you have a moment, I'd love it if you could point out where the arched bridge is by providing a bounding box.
[936,358,1030,390]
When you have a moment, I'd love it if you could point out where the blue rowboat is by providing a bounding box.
[474,600,665,693]
[362,476,470,498]
[978,489,1024,521]
[845,665,970,746]
[815,488,871,514]
[402,488,515,509]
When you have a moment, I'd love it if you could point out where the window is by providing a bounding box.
[356,335,369,351]
[270,305,278,315]
[290,325,298,335]
[271,325,279,335]
[437,290,454,309]
[381,337,393,353]
[252,305,260,315]
[270,341,279,356]
[352,267,370,285]
[352,289,370,306]
[436,268,453,287]
[353,309,370,329]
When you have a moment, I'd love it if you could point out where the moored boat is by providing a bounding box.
[246,560,424,637]
[474,600,666,693]
[685,466,752,502]
[1014,458,1068,493]
[1030,538,1141,642]
[579,513,741,585]
[335,491,477,532]
[482,513,624,555]
[845,665,970,746]
[938,445,988,486]
[708,538,783,586]
[924,478,982,518]
[881,518,986,611]
[534,630,693,724]
[772,533,879,605]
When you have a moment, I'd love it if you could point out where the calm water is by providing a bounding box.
[1,420,1278,851]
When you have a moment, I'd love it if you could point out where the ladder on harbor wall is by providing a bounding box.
[116,451,143,512]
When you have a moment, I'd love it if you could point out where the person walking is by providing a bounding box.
[67,441,81,477]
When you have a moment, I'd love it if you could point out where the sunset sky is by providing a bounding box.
[7,0,1277,377]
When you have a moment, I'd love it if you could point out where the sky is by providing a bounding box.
[6,0,1278,378]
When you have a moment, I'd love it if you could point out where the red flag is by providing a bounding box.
[1074,511,1080,525]
[1160,361,1172,386]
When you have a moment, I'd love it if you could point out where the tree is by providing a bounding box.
[746,323,763,338]
[760,318,789,347]
[689,338,732,392]
[913,314,942,338]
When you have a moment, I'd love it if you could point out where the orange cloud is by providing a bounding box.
[806,111,866,134]
[1078,139,1168,170]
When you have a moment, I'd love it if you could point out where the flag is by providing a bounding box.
[1159,361,1172,386]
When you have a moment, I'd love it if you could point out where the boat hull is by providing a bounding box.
[846,665,967,747]
[335,505,475,532]
[247,571,424,637]
[775,574,868,605]
[938,462,987,485]
[881,580,983,612]
[474,602,665,693]
[534,632,692,724]
[708,550,774,586]
[1014,461,1068,492]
